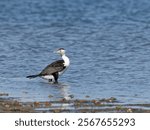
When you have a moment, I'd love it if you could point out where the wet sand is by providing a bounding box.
[0,97,150,113]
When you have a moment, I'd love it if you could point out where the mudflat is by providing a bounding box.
[0,97,150,113]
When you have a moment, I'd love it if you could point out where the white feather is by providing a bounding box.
[41,75,54,81]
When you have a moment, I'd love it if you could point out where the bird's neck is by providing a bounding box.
[62,54,70,67]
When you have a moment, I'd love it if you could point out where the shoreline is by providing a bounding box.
[0,97,150,113]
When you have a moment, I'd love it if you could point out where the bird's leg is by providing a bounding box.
[52,72,59,83]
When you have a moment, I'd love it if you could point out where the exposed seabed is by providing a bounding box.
[0,96,150,113]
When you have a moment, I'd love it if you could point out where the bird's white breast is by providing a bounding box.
[60,55,70,75]
[62,55,70,67]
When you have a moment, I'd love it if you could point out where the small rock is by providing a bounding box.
[93,100,101,106]
[127,108,133,113]
[5,104,10,108]
[53,109,61,113]
[85,95,90,98]
[116,105,122,110]
[0,93,9,96]
[34,102,40,107]
[68,95,74,98]
[48,95,53,98]
[45,102,52,107]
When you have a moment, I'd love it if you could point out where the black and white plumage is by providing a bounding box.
[26,48,70,83]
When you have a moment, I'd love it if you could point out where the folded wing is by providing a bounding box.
[39,60,65,76]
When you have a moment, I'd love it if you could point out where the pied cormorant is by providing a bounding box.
[26,48,70,83]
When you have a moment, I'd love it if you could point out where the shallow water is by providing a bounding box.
[0,0,150,105]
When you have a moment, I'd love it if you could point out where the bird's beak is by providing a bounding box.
[53,49,59,54]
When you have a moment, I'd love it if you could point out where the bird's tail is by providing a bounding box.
[26,74,39,79]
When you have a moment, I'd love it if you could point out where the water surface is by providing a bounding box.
[0,0,150,105]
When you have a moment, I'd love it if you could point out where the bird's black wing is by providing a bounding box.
[39,60,65,76]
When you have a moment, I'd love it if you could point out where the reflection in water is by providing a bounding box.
[59,83,71,100]
[49,82,71,100]
[49,82,72,110]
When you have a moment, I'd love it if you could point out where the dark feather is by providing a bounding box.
[39,60,65,76]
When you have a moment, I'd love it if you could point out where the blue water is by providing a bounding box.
[0,0,150,104]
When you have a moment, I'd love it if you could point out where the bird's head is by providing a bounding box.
[55,48,66,56]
